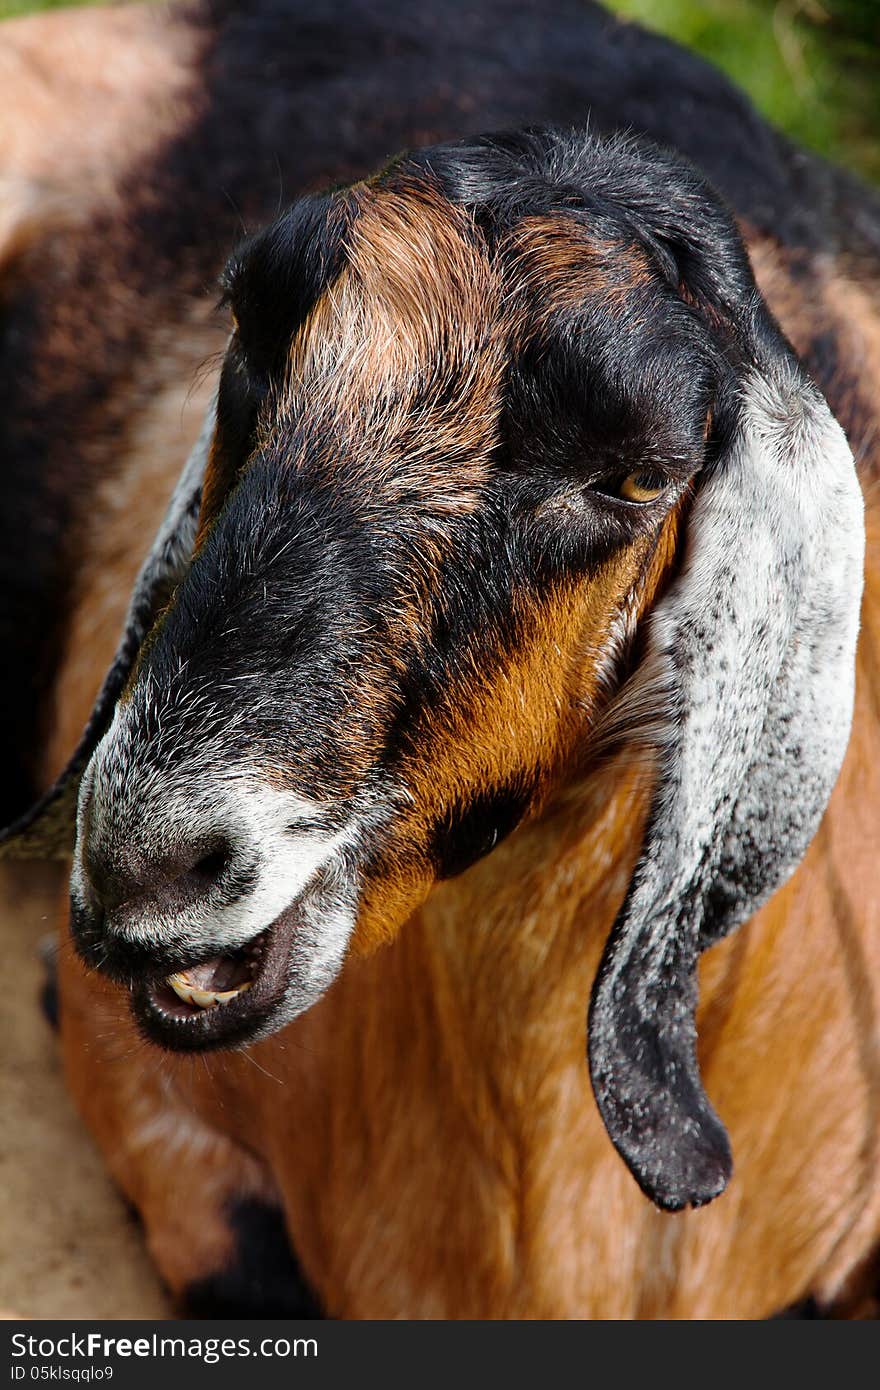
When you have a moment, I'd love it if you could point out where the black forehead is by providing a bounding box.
[393,126,753,305]
[223,127,673,311]
[220,125,748,395]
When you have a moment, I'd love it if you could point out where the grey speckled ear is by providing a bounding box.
[588,356,865,1211]
[0,396,217,860]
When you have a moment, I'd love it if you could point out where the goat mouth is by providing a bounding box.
[157,935,264,1014]
[133,909,297,1051]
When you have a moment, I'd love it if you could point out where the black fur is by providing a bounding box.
[63,125,753,1078]
[431,781,533,880]
[772,1296,824,1320]
[112,128,729,808]
[3,0,879,827]
[38,938,59,1033]
[222,194,354,387]
[181,1197,322,1318]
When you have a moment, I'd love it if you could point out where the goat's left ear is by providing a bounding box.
[0,397,216,859]
[588,309,865,1210]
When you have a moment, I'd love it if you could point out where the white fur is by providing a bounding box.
[72,705,361,968]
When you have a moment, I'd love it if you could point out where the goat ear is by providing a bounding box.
[588,329,864,1211]
[0,397,216,860]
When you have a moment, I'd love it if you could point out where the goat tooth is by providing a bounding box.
[188,985,222,1008]
[213,981,253,1003]
[167,973,197,1006]
[166,973,253,1010]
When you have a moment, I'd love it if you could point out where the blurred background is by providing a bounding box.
[1,0,877,181]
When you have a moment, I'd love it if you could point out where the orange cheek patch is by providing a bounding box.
[354,853,437,954]
[352,513,680,954]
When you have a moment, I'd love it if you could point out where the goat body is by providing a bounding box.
[2,0,879,1318]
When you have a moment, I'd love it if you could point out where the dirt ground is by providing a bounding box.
[0,862,169,1319]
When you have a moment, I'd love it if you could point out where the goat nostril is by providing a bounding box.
[187,847,231,888]
[85,836,237,917]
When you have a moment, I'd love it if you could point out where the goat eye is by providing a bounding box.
[617,469,668,503]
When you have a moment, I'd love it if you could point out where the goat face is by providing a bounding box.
[65,130,863,1210]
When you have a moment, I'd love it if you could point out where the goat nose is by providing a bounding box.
[86,837,234,919]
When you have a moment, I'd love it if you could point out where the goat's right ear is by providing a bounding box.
[587,319,864,1211]
[0,395,217,860]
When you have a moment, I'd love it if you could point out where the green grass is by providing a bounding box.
[609,1,879,182]
[1,0,876,181]
[0,0,97,17]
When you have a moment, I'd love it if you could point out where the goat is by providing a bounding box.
[2,0,879,1321]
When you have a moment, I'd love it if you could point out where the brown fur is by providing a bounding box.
[279,182,508,512]
[56,617,880,1316]
[0,1,217,795]
[355,565,645,948]
[508,214,653,335]
[38,192,880,1317]
[44,316,224,783]
[747,235,880,483]
[354,517,677,952]
[56,931,279,1298]
[2,4,875,1315]
[215,186,683,949]
[0,3,203,262]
